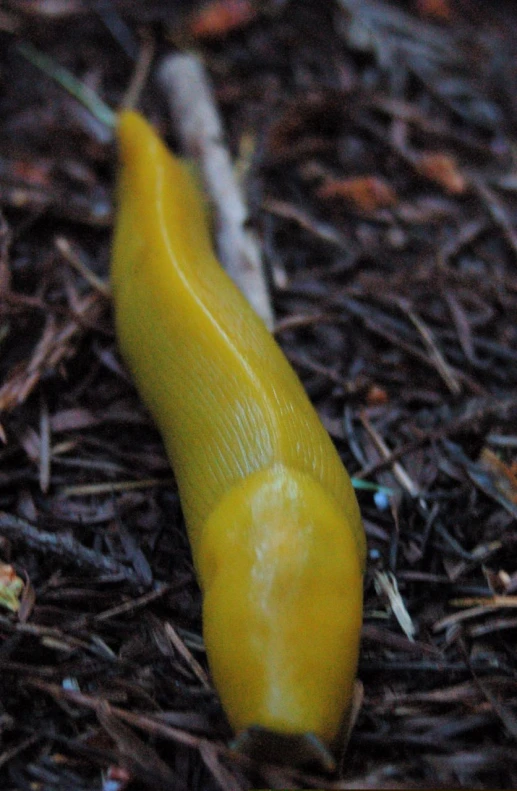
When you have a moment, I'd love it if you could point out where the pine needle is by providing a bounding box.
[17,42,116,129]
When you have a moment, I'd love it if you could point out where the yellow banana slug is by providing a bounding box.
[111,110,366,750]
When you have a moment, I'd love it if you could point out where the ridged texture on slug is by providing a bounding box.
[111,110,365,744]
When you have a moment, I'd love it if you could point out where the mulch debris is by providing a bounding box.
[0,0,516,788]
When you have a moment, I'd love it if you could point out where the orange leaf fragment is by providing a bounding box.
[317,176,397,212]
[190,0,257,39]
[366,385,389,406]
[415,152,466,195]
[480,448,517,504]
[415,0,453,21]
[12,159,52,188]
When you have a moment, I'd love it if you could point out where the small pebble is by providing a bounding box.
[374,490,390,511]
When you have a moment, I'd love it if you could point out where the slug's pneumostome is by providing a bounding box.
[111,109,366,760]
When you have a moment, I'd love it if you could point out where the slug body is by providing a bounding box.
[111,110,365,747]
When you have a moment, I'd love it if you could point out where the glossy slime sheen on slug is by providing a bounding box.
[111,110,366,745]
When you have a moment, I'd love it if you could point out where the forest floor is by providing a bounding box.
[0,0,516,788]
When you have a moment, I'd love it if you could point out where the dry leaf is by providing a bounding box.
[479,447,517,504]
[415,152,466,194]
[190,0,257,39]
[366,384,389,406]
[0,562,24,612]
[415,0,453,22]
[317,176,397,212]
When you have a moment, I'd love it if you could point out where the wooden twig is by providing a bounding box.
[0,293,102,413]
[157,52,274,330]
[58,477,173,498]
[0,511,142,586]
[55,237,111,298]
[360,411,420,498]
[26,679,210,750]
[38,397,51,494]
[121,33,155,111]
[400,301,462,395]
[164,622,211,690]
[471,175,517,261]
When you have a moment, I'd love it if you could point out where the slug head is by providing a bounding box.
[197,465,363,749]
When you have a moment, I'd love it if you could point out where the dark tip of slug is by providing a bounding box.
[230,725,336,772]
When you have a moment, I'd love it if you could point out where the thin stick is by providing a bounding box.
[55,237,111,298]
[164,622,211,690]
[402,303,462,395]
[27,679,209,750]
[360,411,420,498]
[39,397,51,494]
[157,52,274,330]
[58,477,173,498]
[0,511,141,586]
[471,175,517,261]
[121,34,155,111]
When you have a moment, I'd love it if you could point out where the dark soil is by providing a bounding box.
[0,0,516,788]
